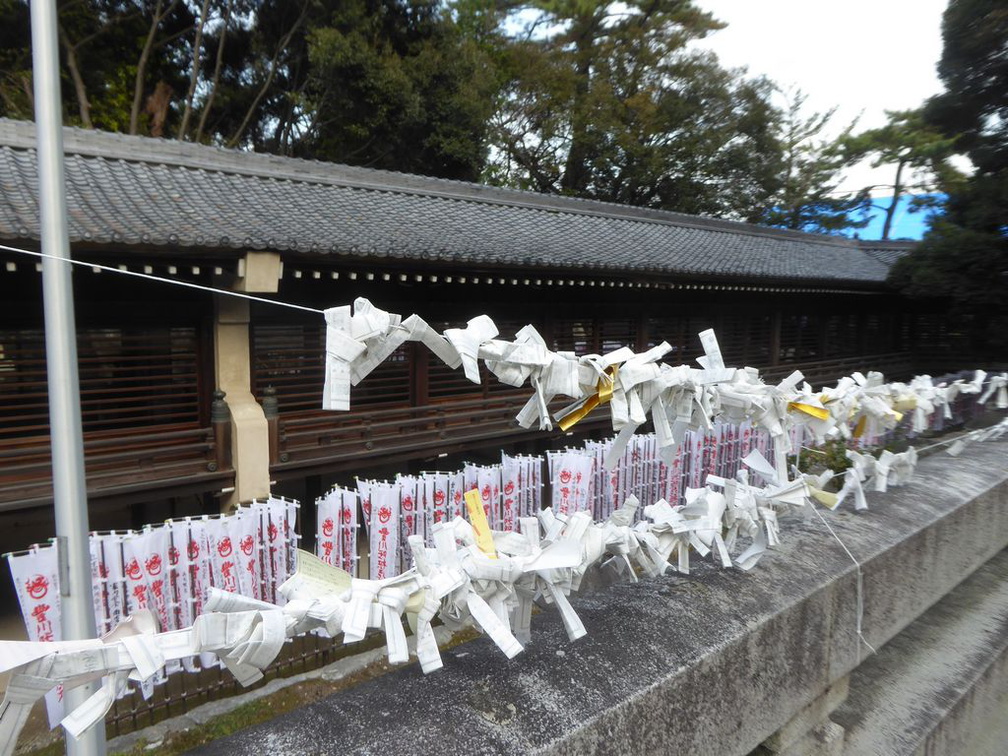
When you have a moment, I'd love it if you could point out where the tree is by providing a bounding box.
[485,0,785,219]
[299,0,498,179]
[0,0,32,120]
[924,0,1008,175]
[754,89,869,235]
[163,0,316,150]
[843,109,962,240]
[0,1,193,134]
[890,0,1008,353]
[0,0,499,180]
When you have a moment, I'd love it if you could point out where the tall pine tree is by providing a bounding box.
[485,0,784,220]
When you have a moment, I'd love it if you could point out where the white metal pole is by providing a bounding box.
[30,0,106,754]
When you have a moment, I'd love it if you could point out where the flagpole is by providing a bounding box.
[30,0,105,753]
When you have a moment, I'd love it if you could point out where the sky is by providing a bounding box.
[691,0,952,199]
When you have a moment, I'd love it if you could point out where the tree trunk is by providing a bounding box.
[179,0,212,139]
[226,5,308,148]
[881,159,906,241]
[559,20,598,195]
[225,58,279,148]
[59,26,92,128]
[145,81,174,137]
[195,0,231,142]
[130,0,167,135]
[561,80,592,193]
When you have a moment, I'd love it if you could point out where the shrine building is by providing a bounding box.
[0,118,947,552]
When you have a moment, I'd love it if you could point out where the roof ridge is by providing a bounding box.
[857,240,918,248]
[0,118,891,251]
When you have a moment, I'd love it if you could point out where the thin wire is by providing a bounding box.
[812,505,877,661]
[0,242,325,315]
[911,426,988,454]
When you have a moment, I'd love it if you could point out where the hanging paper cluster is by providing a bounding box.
[1,304,1006,753]
[3,497,298,729]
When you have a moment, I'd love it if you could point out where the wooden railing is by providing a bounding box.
[760,352,916,388]
[0,424,232,511]
[271,392,574,474]
[0,324,228,510]
[270,352,919,475]
[0,351,924,508]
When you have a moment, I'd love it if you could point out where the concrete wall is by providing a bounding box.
[191,437,1008,756]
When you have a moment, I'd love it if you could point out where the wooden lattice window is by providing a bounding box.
[779,315,822,363]
[598,318,637,354]
[647,317,685,361]
[552,318,595,356]
[252,323,410,412]
[824,314,859,358]
[0,326,201,442]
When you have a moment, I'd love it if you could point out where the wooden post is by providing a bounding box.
[214,295,270,508]
[262,385,279,465]
[637,313,649,351]
[770,312,782,367]
[411,342,429,408]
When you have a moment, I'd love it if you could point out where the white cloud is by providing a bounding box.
[692,0,951,194]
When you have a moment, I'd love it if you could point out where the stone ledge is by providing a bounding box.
[191,439,1008,756]
[834,548,1008,755]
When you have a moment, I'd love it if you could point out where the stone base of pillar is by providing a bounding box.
[758,677,848,755]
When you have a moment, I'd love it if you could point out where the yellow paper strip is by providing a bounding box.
[853,415,867,439]
[809,488,839,510]
[787,401,831,421]
[556,365,617,432]
[464,489,497,559]
[557,395,600,432]
[598,364,617,403]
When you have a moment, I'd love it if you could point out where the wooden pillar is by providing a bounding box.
[856,312,868,356]
[214,251,282,511]
[215,296,270,511]
[262,385,280,465]
[637,312,649,351]
[769,311,782,367]
[411,343,429,407]
[211,388,232,472]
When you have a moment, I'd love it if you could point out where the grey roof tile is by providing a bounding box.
[860,242,916,267]
[0,119,907,286]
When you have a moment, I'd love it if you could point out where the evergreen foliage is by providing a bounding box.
[0,0,955,235]
[890,0,1008,351]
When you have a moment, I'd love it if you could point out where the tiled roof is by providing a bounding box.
[0,119,908,286]
[859,241,917,268]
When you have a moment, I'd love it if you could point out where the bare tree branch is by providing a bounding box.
[195,0,232,142]
[58,22,92,128]
[130,0,181,135]
[179,0,212,139]
[226,2,309,148]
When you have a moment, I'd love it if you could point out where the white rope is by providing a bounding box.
[0,242,324,315]
[912,426,988,454]
[811,506,877,660]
